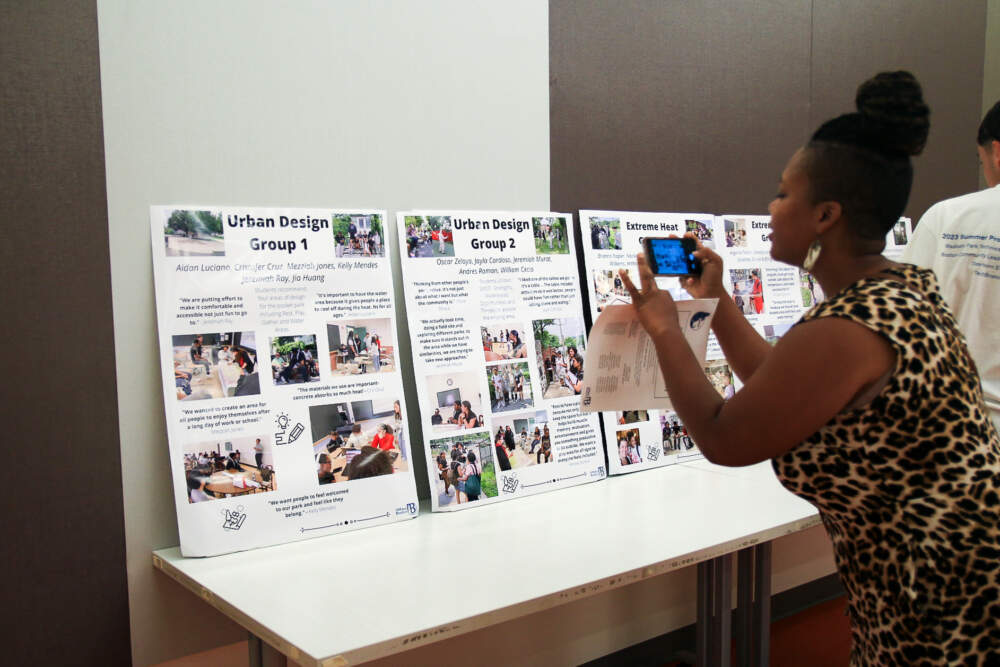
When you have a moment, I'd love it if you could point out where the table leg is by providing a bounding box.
[248,633,261,667]
[248,632,288,667]
[696,554,732,667]
[734,543,771,667]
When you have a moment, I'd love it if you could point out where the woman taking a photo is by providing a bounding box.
[621,71,999,664]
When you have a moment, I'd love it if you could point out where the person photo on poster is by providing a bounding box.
[533,316,586,399]
[589,215,622,250]
[685,218,714,246]
[729,268,765,315]
[481,323,528,361]
[308,397,408,485]
[430,433,498,506]
[425,371,484,432]
[183,435,276,503]
[486,361,533,412]
[271,334,320,385]
[172,332,260,400]
[724,217,749,248]
[327,318,395,375]
[490,409,550,468]
[403,215,454,258]
[532,216,570,255]
[331,212,385,258]
[616,409,650,425]
[593,268,635,312]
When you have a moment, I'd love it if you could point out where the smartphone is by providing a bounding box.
[642,236,701,276]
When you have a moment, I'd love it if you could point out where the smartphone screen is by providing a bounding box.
[643,237,700,276]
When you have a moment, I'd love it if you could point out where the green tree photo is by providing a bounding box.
[165,210,223,238]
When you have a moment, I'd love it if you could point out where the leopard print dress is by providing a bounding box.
[772,265,1000,666]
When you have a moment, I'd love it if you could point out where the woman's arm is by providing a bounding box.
[622,256,895,466]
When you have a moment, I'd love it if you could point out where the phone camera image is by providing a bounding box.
[644,237,700,276]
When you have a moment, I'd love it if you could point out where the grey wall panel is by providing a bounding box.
[0,1,131,664]
[810,1,987,220]
[550,0,813,214]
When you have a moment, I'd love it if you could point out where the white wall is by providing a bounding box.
[97,2,836,665]
[98,2,550,664]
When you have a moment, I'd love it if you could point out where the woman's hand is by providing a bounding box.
[620,254,681,340]
[679,233,725,299]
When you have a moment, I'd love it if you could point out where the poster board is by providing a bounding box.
[580,210,912,476]
[151,205,418,557]
[397,210,606,510]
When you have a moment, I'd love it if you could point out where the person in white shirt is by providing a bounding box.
[902,100,1000,429]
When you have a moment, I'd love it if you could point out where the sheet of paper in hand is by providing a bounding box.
[579,299,718,412]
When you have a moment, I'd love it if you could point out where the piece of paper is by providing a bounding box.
[396,210,607,511]
[150,205,419,557]
[580,299,718,412]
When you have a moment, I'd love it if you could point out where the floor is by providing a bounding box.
[665,595,851,667]
[155,595,852,667]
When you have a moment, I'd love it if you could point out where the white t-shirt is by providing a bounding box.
[902,184,1000,426]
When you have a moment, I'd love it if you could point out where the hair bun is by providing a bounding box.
[855,71,929,156]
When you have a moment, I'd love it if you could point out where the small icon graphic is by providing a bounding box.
[646,445,660,461]
[222,505,247,531]
[274,412,304,446]
[502,475,520,494]
[690,311,710,330]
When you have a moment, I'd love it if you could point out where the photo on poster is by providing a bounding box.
[270,335,321,385]
[660,412,695,454]
[891,218,908,246]
[332,213,385,258]
[183,435,276,503]
[588,216,622,250]
[729,268,764,316]
[615,409,649,425]
[430,432,498,506]
[593,268,634,312]
[163,209,225,257]
[308,397,409,485]
[481,323,529,361]
[704,359,736,400]
[486,361,534,413]
[615,427,643,466]
[403,215,454,258]
[490,409,552,469]
[798,269,824,308]
[425,370,484,432]
[172,332,260,401]
[685,218,714,246]
[327,318,395,376]
[724,217,750,248]
[533,315,587,399]
[763,322,795,345]
[532,216,570,255]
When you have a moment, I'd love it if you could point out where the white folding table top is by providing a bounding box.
[154,461,819,667]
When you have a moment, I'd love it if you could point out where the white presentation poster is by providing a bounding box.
[718,214,912,346]
[582,210,912,476]
[581,211,720,474]
[151,205,418,557]
[397,210,606,511]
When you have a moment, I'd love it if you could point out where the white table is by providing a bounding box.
[153,461,819,667]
